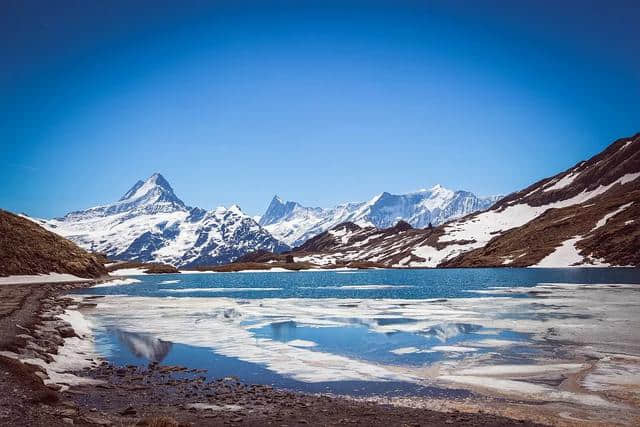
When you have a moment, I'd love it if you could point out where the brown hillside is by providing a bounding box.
[0,210,107,278]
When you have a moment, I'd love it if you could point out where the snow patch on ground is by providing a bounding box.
[92,278,142,288]
[408,172,640,267]
[14,308,102,391]
[286,340,317,348]
[534,236,584,268]
[543,171,580,192]
[591,202,634,232]
[0,273,87,286]
[110,268,149,276]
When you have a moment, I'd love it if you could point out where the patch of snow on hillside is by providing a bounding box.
[591,202,634,232]
[534,236,583,268]
[424,172,640,266]
[543,171,580,192]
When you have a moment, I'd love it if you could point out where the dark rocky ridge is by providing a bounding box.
[444,133,640,267]
[0,210,107,278]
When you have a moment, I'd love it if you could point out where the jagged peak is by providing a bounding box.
[119,180,145,201]
[228,204,245,215]
[147,172,172,188]
[119,172,177,202]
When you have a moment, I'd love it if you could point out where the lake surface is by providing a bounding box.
[78,267,640,299]
[74,268,640,398]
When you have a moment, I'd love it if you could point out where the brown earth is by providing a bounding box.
[0,281,545,426]
[443,136,640,268]
[106,261,180,274]
[0,209,107,278]
[183,261,317,272]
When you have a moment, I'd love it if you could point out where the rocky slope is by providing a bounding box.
[285,133,640,268]
[30,173,289,267]
[260,186,500,247]
[0,209,106,277]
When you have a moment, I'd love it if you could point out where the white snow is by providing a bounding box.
[390,347,434,355]
[186,403,243,411]
[29,173,286,268]
[431,345,478,352]
[0,273,87,286]
[543,171,580,192]
[591,202,634,231]
[6,308,103,391]
[286,340,317,348]
[621,139,635,150]
[409,172,640,268]
[92,278,141,288]
[75,281,640,408]
[262,186,499,247]
[110,268,149,276]
[534,236,584,268]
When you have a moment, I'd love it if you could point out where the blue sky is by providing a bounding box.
[1,0,638,218]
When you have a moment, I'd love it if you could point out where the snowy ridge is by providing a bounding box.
[32,173,289,267]
[285,133,640,268]
[261,185,501,246]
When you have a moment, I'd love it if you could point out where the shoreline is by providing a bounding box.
[0,280,545,426]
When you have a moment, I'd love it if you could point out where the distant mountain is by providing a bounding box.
[0,209,106,278]
[31,173,289,267]
[260,185,501,247]
[282,133,640,268]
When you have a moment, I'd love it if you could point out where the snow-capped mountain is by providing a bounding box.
[259,185,501,247]
[32,173,289,267]
[283,133,640,268]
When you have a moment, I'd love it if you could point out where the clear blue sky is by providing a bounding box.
[1,0,638,218]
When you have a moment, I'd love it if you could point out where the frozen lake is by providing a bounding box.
[71,268,640,419]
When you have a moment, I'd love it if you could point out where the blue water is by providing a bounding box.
[78,267,640,299]
[81,268,640,397]
[95,327,472,397]
[248,321,532,365]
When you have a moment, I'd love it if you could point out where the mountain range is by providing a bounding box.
[281,133,640,268]
[30,173,289,267]
[260,186,501,247]
[21,133,638,269]
[27,174,499,267]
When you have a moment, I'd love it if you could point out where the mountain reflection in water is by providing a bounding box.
[114,329,173,362]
